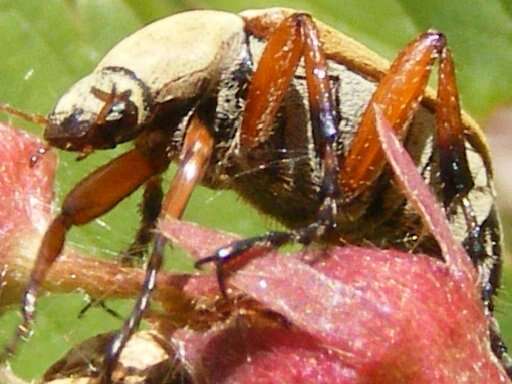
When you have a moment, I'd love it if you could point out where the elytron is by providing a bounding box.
[0,7,508,382]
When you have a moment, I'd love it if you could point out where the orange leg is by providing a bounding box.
[435,48,474,207]
[1,146,168,360]
[78,176,164,319]
[341,30,487,278]
[197,14,341,291]
[241,13,340,210]
[363,34,510,373]
[240,15,304,149]
[101,114,214,383]
[339,31,472,207]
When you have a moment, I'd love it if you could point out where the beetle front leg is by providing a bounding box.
[0,147,167,361]
[77,176,164,320]
[100,114,214,384]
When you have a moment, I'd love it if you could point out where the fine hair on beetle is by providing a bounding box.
[0,7,509,383]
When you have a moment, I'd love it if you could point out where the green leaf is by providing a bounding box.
[0,0,510,380]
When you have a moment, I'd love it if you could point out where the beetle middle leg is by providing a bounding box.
[100,114,214,383]
[196,14,341,293]
[119,176,163,266]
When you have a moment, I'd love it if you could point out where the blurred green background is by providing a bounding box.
[0,0,511,380]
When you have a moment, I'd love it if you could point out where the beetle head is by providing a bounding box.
[46,67,150,152]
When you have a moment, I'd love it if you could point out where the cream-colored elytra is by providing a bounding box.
[96,10,246,103]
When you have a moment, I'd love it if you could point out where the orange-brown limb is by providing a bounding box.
[101,114,214,383]
[301,16,340,203]
[161,115,214,218]
[240,14,305,149]
[436,47,473,207]
[339,31,470,205]
[62,149,167,225]
[196,14,341,297]
[241,12,340,203]
[303,18,338,150]
[0,146,167,361]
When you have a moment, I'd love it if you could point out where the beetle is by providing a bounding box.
[0,7,508,382]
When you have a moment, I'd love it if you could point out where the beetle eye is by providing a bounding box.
[91,86,132,124]
[106,101,126,121]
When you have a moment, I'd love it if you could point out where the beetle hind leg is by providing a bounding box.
[434,41,512,375]
[346,28,511,376]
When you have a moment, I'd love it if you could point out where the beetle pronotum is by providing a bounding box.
[0,7,508,382]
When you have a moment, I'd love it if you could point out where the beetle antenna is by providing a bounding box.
[0,103,48,126]
[0,103,50,167]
